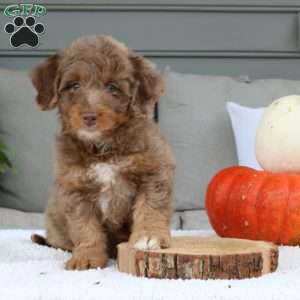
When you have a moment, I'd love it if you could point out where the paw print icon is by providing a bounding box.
[4,16,45,48]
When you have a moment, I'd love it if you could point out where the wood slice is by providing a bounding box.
[117,236,278,279]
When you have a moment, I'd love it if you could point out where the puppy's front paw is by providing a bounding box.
[130,230,171,251]
[65,249,108,271]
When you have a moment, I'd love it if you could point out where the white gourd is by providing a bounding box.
[256,95,300,172]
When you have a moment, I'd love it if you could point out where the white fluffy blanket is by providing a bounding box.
[1,230,300,300]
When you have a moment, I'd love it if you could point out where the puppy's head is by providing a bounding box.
[31,35,163,142]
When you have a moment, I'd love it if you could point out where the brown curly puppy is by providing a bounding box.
[30,35,175,270]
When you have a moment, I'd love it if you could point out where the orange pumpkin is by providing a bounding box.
[205,166,300,245]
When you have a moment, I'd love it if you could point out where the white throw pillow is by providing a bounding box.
[226,102,265,170]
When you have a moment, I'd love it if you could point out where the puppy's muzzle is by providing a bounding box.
[82,112,97,128]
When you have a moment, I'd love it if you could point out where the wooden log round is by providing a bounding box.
[117,236,278,280]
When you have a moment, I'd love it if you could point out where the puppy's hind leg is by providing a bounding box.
[31,201,74,252]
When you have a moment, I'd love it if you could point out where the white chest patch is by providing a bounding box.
[88,163,135,225]
[89,163,118,215]
[92,163,117,185]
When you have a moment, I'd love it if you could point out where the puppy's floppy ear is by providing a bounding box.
[129,52,164,115]
[31,54,60,111]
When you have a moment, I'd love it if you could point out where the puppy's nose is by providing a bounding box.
[82,112,97,127]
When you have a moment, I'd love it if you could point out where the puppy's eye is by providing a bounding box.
[106,82,119,94]
[63,82,80,92]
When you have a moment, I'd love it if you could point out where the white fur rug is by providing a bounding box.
[0,230,300,300]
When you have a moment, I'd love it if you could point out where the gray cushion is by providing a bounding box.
[0,207,181,230]
[159,71,300,210]
[3,68,300,213]
[179,210,212,231]
[0,207,44,229]
[0,69,57,212]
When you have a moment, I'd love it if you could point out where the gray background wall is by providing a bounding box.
[1,0,300,79]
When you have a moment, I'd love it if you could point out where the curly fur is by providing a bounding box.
[30,35,175,270]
